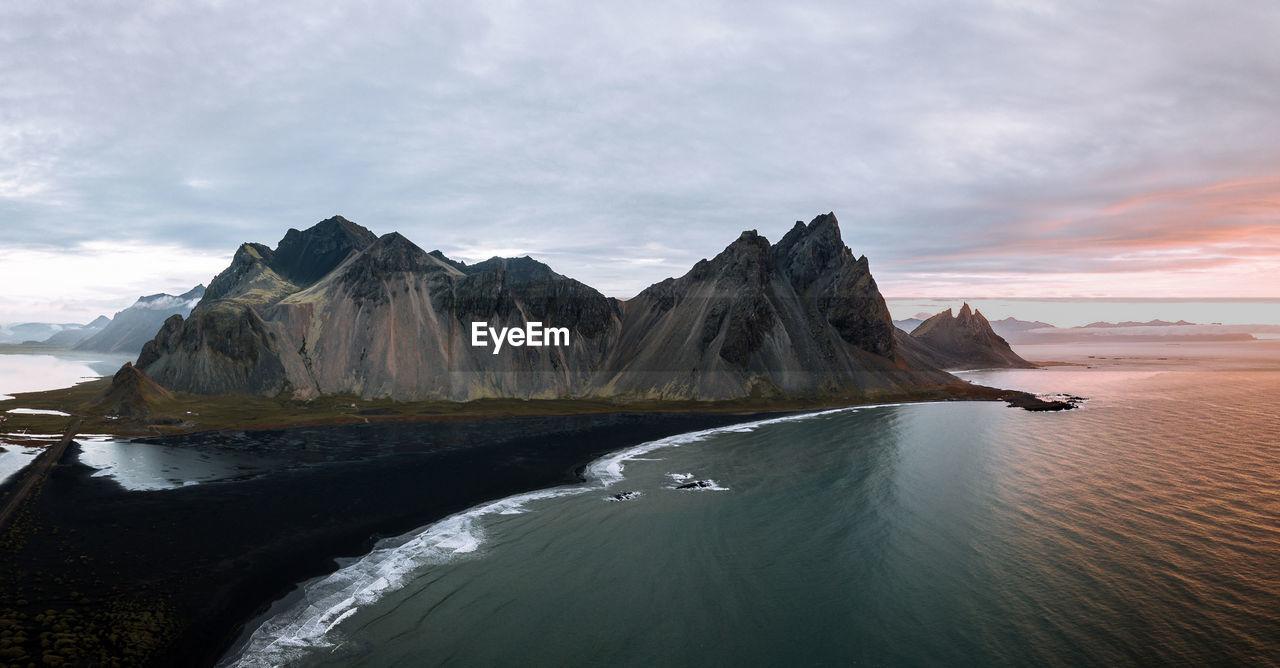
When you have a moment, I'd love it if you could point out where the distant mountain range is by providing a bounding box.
[134,214,1034,402]
[966,316,1264,344]
[0,321,96,345]
[74,286,205,354]
[0,286,205,354]
[1081,319,1195,328]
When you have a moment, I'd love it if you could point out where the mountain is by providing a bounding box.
[137,213,962,401]
[39,315,113,346]
[601,219,952,399]
[94,362,175,419]
[1008,324,1257,343]
[75,285,206,355]
[892,312,935,333]
[0,316,111,346]
[0,321,88,344]
[1082,319,1195,328]
[908,304,1037,369]
[988,316,1057,344]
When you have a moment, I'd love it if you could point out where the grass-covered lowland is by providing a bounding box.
[0,374,1065,439]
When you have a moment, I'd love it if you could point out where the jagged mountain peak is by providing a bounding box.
[232,242,274,264]
[773,212,855,293]
[467,255,562,282]
[307,215,374,238]
[139,211,971,401]
[204,243,287,303]
[910,305,1035,370]
[342,231,437,276]
[427,249,470,273]
[273,215,379,285]
[178,284,207,301]
[369,230,419,251]
[684,228,774,289]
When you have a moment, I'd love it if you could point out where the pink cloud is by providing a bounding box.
[881,175,1280,297]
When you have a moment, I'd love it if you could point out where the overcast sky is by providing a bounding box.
[2,1,1279,323]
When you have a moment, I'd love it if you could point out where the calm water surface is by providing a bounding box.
[0,352,131,485]
[225,341,1280,666]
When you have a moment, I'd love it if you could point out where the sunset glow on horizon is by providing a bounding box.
[877,175,1280,300]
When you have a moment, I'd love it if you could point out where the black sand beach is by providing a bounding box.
[0,411,790,666]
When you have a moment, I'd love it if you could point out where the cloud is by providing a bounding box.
[880,176,1280,294]
[1,0,1279,320]
[0,241,227,324]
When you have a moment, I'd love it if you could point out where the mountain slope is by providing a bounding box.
[138,213,967,401]
[36,316,112,347]
[600,216,953,399]
[0,322,87,344]
[909,304,1036,369]
[75,285,206,355]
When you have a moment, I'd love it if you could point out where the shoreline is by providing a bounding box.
[222,403,909,665]
[1,409,807,666]
[0,378,1078,665]
[0,376,1076,439]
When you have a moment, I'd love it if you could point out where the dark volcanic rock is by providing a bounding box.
[140,301,291,396]
[204,243,278,302]
[910,304,1037,370]
[137,212,969,401]
[97,362,174,419]
[271,215,379,285]
[603,213,953,399]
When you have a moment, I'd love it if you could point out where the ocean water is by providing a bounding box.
[226,341,1280,666]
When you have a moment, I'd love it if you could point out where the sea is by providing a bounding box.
[2,342,1278,666]
[219,340,1280,667]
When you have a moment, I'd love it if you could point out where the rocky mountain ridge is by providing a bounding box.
[907,304,1037,370]
[136,213,966,401]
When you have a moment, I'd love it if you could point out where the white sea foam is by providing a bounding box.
[670,478,730,491]
[227,404,915,666]
[224,484,585,667]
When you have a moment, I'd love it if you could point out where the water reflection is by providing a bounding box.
[0,352,133,400]
[76,436,286,491]
[0,443,43,486]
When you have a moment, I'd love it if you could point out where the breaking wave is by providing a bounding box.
[225,404,905,666]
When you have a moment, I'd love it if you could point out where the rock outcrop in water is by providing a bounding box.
[907,304,1037,370]
[137,213,965,401]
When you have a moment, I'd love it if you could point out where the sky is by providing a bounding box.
[2,1,1279,323]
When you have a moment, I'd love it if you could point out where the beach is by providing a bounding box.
[0,411,792,666]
